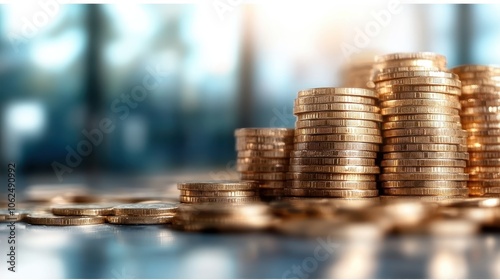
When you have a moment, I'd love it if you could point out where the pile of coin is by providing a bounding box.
[452,65,500,196]
[375,52,469,199]
[286,87,382,199]
[177,181,260,203]
[235,128,294,200]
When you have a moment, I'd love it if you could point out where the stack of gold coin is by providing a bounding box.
[108,203,177,224]
[452,65,500,196]
[286,87,382,199]
[375,52,469,199]
[235,128,294,200]
[177,181,260,203]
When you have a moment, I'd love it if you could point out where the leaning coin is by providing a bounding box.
[52,203,116,216]
[25,213,106,226]
[107,215,174,225]
[112,203,177,216]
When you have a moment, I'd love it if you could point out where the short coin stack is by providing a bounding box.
[286,87,382,199]
[235,128,294,200]
[375,52,469,200]
[452,65,500,196]
[177,181,260,203]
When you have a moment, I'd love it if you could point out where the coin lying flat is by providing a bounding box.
[289,165,380,174]
[234,128,294,137]
[382,181,468,188]
[383,151,469,160]
[384,188,469,196]
[296,111,382,122]
[382,166,465,173]
[236,164,288,172]
[113,203,177,216]
[178,181,258,191]
[179,190,256,197]
[382,121,462,130]
[179,196,260,204]
[25,213,105,226]
[297,87,377,99]
[291,149,378,158]
[383,128,467,138]
[107,215,174,225]
[294,126,380,135]
[294,142,380,151]
[381,159,467,167]
[379,91,460,101]
[237,150,291,158]
[380,173,469,181]
[290,157,375,166]
[383,143,467,152]
[285,189,379,198]
[289,181,376,189]
[287,172,377,181]
[295,119,379,129]
[377,85,461,95]
[295,95,376,105]
[51,203,116,216]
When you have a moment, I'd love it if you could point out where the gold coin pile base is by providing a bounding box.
[177,181,260,203]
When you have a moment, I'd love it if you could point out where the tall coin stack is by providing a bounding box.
[286,87,381,199]
[375,53,470,200]
[235,128,295,200]
[452,65,500,197]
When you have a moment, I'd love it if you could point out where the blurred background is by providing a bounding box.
[1,2,500,188]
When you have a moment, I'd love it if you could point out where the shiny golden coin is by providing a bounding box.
[461,85,500,96]
[469,173,500,180]
[462,106,500,115]
[383,143,467,152]
[289,181,377,189]
[107,215,174,225]
[179,190,257,197]
[379,92,460,101]
[178,181,258,191]
[259,189,284,196]
[294,141,380,151]
[380,173,469,181]
[461,114,500,123]
[383,166,464,173]
[241,173,286,181]
[295,119,379,129]
[460,98,500,108]
[460,78,500,87]
[468,135,500,144]
[375,77,460,88]
[484,187,500,194]
[384,114,461,122]
[468,129,500,137]
[469,158,500,166]
[294,134,382,144]
[374,59,446,69]
[452,64,500,74]
[374,70,457,83]
[380,99,461,109]
[457,72,500,81]
[113,203,177,216]
[259,181,287,189]
[376,85,461,95]
[382,181,467,188]
[25,213,105,226]
[469,151,500,159]
[294,95,376,105]
[237,150,290,158]
[179,196,260,204]
[380,195,468,202]
[466,166,500,173]
[287,172,377,181]
[381,106,459,116]
[237,164,288,173]
[51,203,116,216]
[291,149,378,158]
[468,144,500,152]
[376,52,447,62]
[382,120,462,130]
[296,111,382,122]
[384,188,469,196]
[377,66,442,74]
[289,165,380,174]
[237,158,289,165]
[385,136,466,145]
[234,128,294,137]
[381,159,466,167]
[297,87,377,99]
[236,142,293,151]
[235,136,293,144]
[383,128,466,138]
[290,157,375,166]
[462,122,500,130]
[285,188,378,198]
[294,103,380,114]
[383,151,469,160]
[294,127,380,136]
[467,180,500,188]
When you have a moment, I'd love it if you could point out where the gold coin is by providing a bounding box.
[237,164,288,172]
[468,129,500,136]
[468,144,500,152]
[457,72,500,80]
[379,91,460,101]
[235,136,293,144]
[380,173,469,181]
[484,187,500,194]
[382,181,467,188]
[297,87,377,99]
[113,203,177,216]
[374,71,457,83]
[237,150,290,158]
[287,172,376,181]
[289,181,376,189]
[237,158,289,165]
[384,188,469,196]
[178,181,258,191]
[285,189,378,198]
[294,103,380,114]
[460,98,500,108]
[179,196,260,204]
[383,143,467,152]
[290,157,375,166]
[294,134,383,144]
[383,151,469,160]
[294,141,380,151]
[380,195,468,202]
[376,85,461,95]
[374,59,446,69]
[460,78,500,87]
[467,180,500,188]
[466,166,500,173]
[51,203,116,216]
[469,173,500,180]
[375,77,460,88]
[469,151,500,159]
[25,213,106,226]
[381,159,466,167]
[461,114,500,123]
[295,95,376,105]
[289,165,380,174]
[382,121,462,130]
[294,127,380,136]
[295,119,379,129]
[461,85,500,96]
[381,106,459,116]
[380,99,461,109]
[376,52,446,62]
[452,64,500,74]
[383,128,466,138]
[241,173,287,181]
[236,142,294,151]
[291,149,378,158]
[383,166,464,173]
[107,215,174,225]
[384,114,461,122]
[296,111,382,122]
[259,181,287,189]
[468,135,500,144]
[462,122,500,130]
[179,190,257,197]
[376,66,442,74]
[234,128,294,137]
[469,158,500,166]
[462,106,500,115]
[385,136,466,145]
[259,189,285,196]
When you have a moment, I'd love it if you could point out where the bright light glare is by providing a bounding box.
[30,29,85,70]
[5,102,45,135]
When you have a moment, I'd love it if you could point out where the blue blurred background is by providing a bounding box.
[1,2,500,183]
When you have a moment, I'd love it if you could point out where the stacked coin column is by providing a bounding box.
[286,87,381,199]
[235,128,295,200]
[375,53,470,200]
[452,65,500,197]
